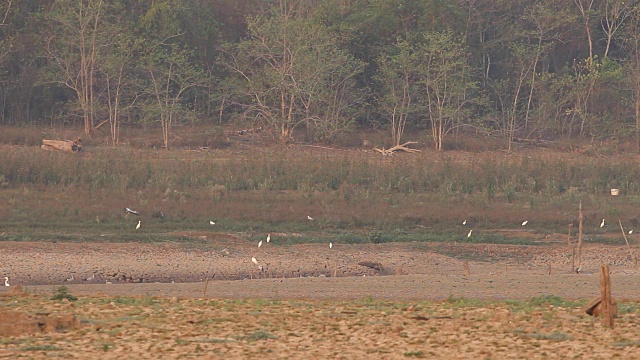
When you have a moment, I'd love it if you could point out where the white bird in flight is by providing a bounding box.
[251,257,258,265]
[136,220,141,230]
[266,234,271,243]
[210,220,215,225]
[125,208,140,215]
[258,240,263,248]
[467,230,473,238]
[307,216,314,220]
[522,220,528,226]
[600,219,605,228]
[4,277,9,286]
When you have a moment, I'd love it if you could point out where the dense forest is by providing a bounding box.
[2,0,640,150]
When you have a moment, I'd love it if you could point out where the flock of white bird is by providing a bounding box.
[461,217,629,239]
[4,211,630,288]
[250,215,322,270]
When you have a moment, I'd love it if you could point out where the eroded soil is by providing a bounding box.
[1,239,640,359]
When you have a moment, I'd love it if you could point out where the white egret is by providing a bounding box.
[210,220,215,225]
[522,220,528,226]
[307,216,314,220]
[600,219,605,228]
[125,208,140,215]
[136,220,141,230]
[462,220,467,225]
[4,277,9,286]
[65,275,74,282]
[329,242,333,249]
[251,257,258,265]
[467,230,473,238]
[629,230,634,235]
[258,240,263,248]
[266,233,271,243]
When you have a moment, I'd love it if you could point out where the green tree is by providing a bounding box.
[219,0,365,143]
[416,31,476,151]
[137,0,209,149]
[143,43,206,149]
[99,30,140,145]
[376,38,415,146]
[0,1,13,66]
[621,3,640,152]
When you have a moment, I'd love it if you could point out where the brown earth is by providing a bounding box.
[1,238,639,301]
[1,239,640,359]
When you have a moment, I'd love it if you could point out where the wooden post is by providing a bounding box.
[463,261,470,276]
[600,264,614,328]
[618,220,636,265]
[568,224,574,273]
[202,278,210,298]
[578,201,584,268]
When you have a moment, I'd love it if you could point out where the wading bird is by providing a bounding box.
[4,277,9,286]
[136,220,141,230]
[266,234,271,243]
[329,242,333,249]
[522,220,528,226]
[258,240,263,248]
[462,220,467,225]
[467,230,473,238]
[210,220,215,225]
[251,257,258,265]
[307,216,314,220]
[600,219,605,228]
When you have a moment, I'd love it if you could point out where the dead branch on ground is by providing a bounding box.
[374,141,420,155]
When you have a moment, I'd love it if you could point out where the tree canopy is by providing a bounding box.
[2,0,640,150]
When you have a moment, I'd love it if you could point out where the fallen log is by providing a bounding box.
[41,138,82,153]
[374,141,420,156]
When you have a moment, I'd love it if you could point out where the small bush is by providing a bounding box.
[50,286,78,302]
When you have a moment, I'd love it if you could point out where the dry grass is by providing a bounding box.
[2,125,640,245]
[0,292,638,359]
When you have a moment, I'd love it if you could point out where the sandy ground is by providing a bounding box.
[0,240,638,301]
[1,240,640,359]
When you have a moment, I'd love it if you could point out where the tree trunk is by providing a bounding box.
[636,72,640,153]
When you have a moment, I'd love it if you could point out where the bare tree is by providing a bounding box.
[573,0,598,65]
[602,0,634,60]
[45,0,106,136]
[219,0,364,143]
[376,39,413,146]
[621,4,640,152]
[145,43,205,149]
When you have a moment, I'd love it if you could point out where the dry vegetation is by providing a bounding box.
[2,125,640,358]
[2,125,640,246]
[1,288,639,359]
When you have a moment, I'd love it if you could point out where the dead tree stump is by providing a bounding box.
[599,264,614,328]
